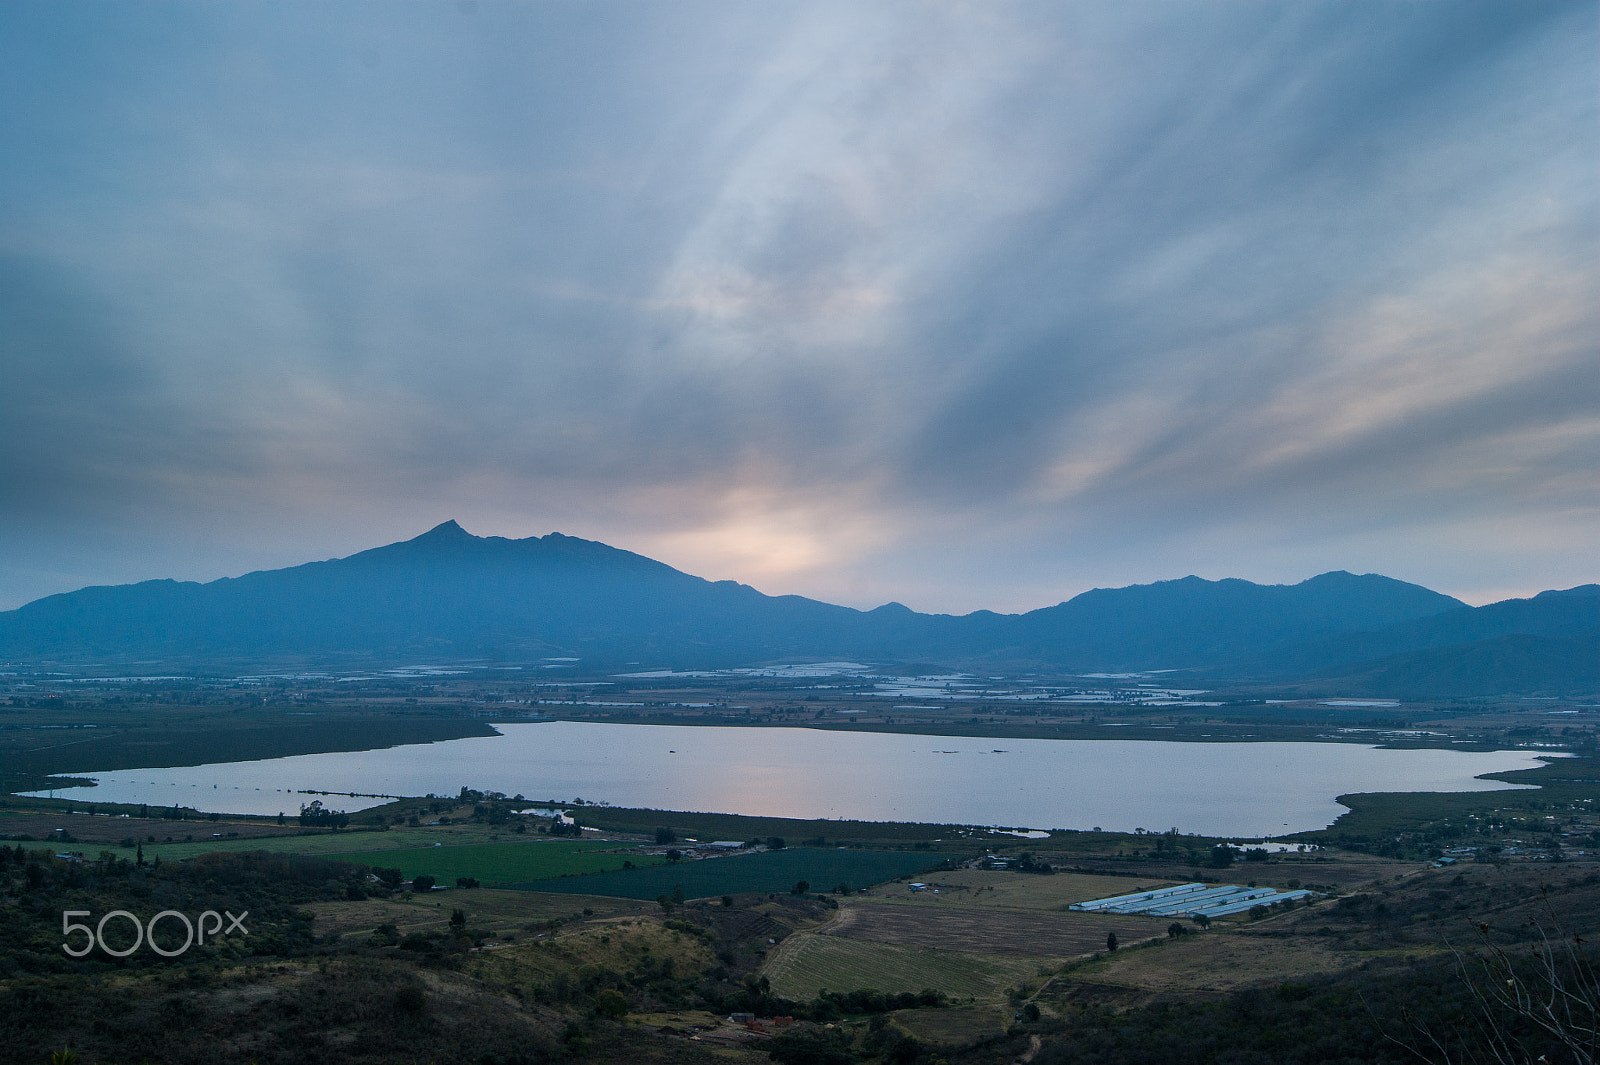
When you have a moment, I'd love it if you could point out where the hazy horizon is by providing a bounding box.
[2,2,1595,615]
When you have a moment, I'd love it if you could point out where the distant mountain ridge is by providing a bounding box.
[0,521,1593,695]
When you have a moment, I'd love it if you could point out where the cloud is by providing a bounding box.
[0,1,1593,612]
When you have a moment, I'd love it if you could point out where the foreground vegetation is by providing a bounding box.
[1,687,1596,1064]
[3,798,1595,1064]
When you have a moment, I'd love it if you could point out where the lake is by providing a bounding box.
[31,721,1550,837]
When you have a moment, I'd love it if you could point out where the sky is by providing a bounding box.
[1,1,1595,616]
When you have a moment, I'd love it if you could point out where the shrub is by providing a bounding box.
[594,989,629,1019]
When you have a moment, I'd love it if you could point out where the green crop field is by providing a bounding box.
[762,933,1050,1002]
[89,827,627,865]
[512,847,943,899]
[324,839,661,886]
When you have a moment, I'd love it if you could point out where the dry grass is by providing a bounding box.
[761,933,1051,1003]
[828,899,1168,957]
[1056,929,1434,995]
[889,1007,1010,1046]
[310,887,651,938]
[475,914,720,992]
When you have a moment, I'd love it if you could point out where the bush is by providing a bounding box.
[594,989,629,1019]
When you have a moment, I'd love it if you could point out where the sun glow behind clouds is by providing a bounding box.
[0,2,1593,612]
[645,488,893,593]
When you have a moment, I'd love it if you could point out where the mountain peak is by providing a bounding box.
[417,519,474,542]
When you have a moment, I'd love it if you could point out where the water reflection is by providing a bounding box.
[32,721,1548,837]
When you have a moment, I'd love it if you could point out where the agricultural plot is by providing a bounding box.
[1049,928,1398,996]
[828,900,1167,956]
[861,870,1174,911]
[762,932,1051,1002]
[513,847,937,899]
[325,839,661,886]
[87,822,627,864]
[890,1008,1010,1046]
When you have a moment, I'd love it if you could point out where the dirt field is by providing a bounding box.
[828,899,1169,956]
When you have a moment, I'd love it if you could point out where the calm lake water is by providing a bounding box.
[33,722,1550,837]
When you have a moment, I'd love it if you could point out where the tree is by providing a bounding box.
[791,880,810,895]
[594,989,629,1019]
[1106,932,1118,952]
[655,827,676,845]
[299,800,349,829]
[412,874,435,893]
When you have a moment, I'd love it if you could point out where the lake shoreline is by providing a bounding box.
[22,720,1552,838]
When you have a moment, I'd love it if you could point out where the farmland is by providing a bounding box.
[515,847,943,899]
[29,816,640,866]
[310,887,654,941]
[857,870,1174,911]
[4,779,1599,1065]
[324,838,662,886]
[757,869,1173,1004]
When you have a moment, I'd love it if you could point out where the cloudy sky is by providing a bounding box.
[1,1,1595,615]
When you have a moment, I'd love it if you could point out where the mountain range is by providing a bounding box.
[0,521,1594,696]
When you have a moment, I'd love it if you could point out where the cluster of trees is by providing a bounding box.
[712,976,947,1026]
[297,800,349,828]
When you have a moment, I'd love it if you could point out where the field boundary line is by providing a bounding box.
[760,930,816,986]
[822,903,859,936]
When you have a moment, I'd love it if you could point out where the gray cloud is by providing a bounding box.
[0,1,1594,612]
